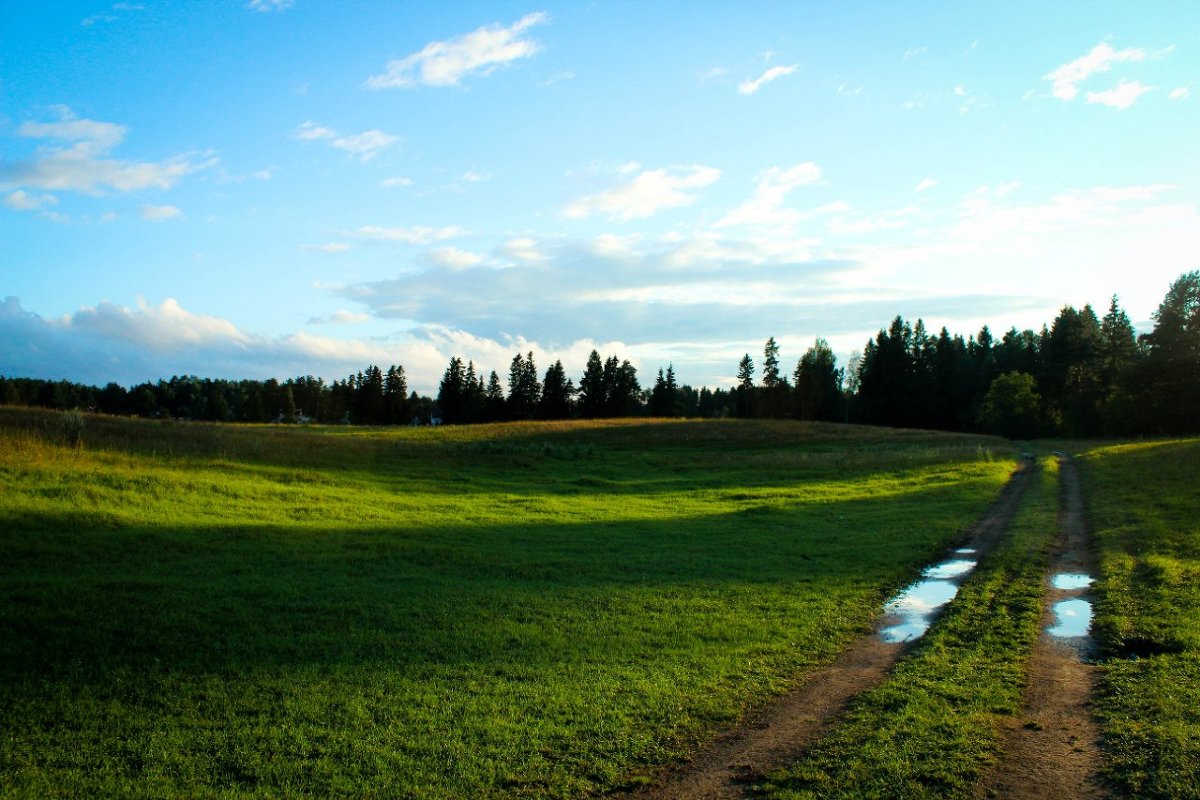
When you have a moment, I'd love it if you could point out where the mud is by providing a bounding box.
[616,462,1032,800]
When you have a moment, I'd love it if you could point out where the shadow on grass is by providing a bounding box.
[0,476,984,685]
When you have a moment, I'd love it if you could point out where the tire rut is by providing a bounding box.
[613,461,1033,800]
[975,456,1110,799]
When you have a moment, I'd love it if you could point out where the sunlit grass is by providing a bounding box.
[1078,439,1200,800]
[0,408,1016,798]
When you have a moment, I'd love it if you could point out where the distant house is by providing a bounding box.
[411,408,443,426]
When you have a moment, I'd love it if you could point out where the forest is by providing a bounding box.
[2,270,1197,438]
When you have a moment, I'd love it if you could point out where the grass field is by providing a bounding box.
[1079,439,1200,799]
[0,408,1017,798]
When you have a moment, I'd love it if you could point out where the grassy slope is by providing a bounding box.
[765,457,1056,799]
[0,409,1015,798]
[1079,439,1200,799]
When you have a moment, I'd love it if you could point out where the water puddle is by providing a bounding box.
[1048,598,1093,638]
[1046,571,1095,639]
[1051,573,1093,590]
[880,556,978,643]
[954,547,976,555]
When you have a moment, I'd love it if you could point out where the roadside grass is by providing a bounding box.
[0,408,1016,798]
[763,457,1057,799]
[1077,439,1200,799]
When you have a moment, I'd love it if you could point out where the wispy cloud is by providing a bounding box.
[248,0,293,12]
[738,64,798,95]
[307,310,369,325]
[426,246,484,270]
[1044,42,1146,101]
[300,242,351,254]
[1086,80,1153,109]
[915,178,937,193]
[564,165,720,221]
[1,107,211,194]
[294,121,399,162]
[367,12,549,89]
[381,176,414,188]
[350,225,465,244]
[717,163,823,228]
[1169,87,1190,100]
[3,190,58,211]
[141,204,182,221]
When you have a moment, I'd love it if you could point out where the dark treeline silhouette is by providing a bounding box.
[3,271,1197,437]
[0,365,428,426]
[723,271,1199,437]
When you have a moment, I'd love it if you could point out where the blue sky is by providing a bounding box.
[2,1,1198,393]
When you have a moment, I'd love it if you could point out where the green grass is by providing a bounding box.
[764,457,1057,799]
[1078,439,1200,799]
[0,408,1017,798]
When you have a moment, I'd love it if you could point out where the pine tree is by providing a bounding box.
[507,351,541,420]
[437,357,466,423]
[735,353,755,418]
[384,365,408,424]
[794,339,842,422]
[539,359,573,419]
[485,371,506,422]
[1137,271,1200,433]
[578,350,606,418]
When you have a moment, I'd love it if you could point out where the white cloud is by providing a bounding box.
[248,0,293,11]
[543,70,575,86]
[738,64,798,95]
[307,310,370,325]
[462,171,490,182]
[381,176,414,187]
[331,130,399,161]
[915,178,937,193]
[1,107,211,194]
[300,242,351,254]
[1086,80,1153,109]
[75,297,248,351]
[3,190,58,211]
[366,12,549,89]
[717,163,823,228]
[1044,42,1146,101]
[295,121,337,141]
[141,204,182,221]
[294,122,399,161]
[350,225,465,244]
[1169,87,1190,100]
[564,165,720,221]
[499,238,545,263]
[426,246,484,270]
[827,207,918,236]
[903,47,927,60]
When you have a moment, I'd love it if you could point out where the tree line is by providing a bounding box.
[2,271,1196,437]
[0,365,427,426]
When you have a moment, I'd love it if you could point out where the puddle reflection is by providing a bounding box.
[1052,573,1093,591]
[1048,598,1093,637]
[880,555,978,643]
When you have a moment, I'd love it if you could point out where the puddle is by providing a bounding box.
[923,559,976,579]
[954,547,976,555]
[1048,598,1093,638]
[1052,573,1094,591]
[880,556,978,643]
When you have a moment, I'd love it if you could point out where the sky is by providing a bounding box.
[2,1,1198,394]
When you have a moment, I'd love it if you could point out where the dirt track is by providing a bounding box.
[975,456,1110,799]
[617,463,1032,800]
